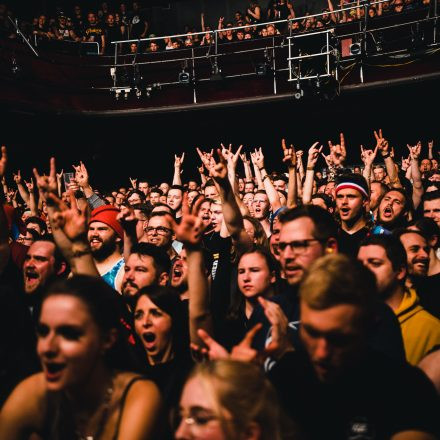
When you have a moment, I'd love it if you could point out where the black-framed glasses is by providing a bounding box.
[145,226,172,234]
[278,239,322,254]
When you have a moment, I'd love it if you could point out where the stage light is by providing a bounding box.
[178,70,191,84]
[210,63,224,81]
[349,42,361,56]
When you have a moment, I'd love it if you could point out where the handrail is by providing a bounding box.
[9,15,39,57]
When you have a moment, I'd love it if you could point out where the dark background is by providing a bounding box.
[2,77,438,191]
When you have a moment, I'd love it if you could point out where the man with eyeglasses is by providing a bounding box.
[272,205,404,362]
[142,212,177,261]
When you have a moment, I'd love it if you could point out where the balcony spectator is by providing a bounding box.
[83,11,105,55]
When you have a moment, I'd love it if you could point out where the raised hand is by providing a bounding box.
[47,191,88,242]
[230,323,262,362]
[407,142,421,161]
[306,142,322,169]
[168,193,205,248]
[281,138,297,169]
[196,147,215,173]
[117,204,137,231]
[251,147,265,169]
[240,151,250,164]
[401,156,411,172]
[24,178,34,192]
[192,328,230,361]
[129,177,137,189]
[72,161,89,188]
[56,169,64,181]
[360,144,378,166]
[0,146,7,179]
[259,297,292,360]
[6,189,17,203]
[374,129,390,156]
[13,170,22,184]
[328,132,347,166]
[210,149,228,182]
[33,157,58,199]
[174,153,185,168]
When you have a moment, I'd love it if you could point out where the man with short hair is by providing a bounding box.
[252,190,271,237]
[358,234,440,365]
[137,180,149,197]
[88,205,125,292]
[423,190,440,227]
[167,185,183,219]
[121,243,170,299]
[23,239,66,297]
[142,212,176,260]
[203,181,219,200]
[149,187,163,206]
[269,254,439,440]
[273,174,288,192]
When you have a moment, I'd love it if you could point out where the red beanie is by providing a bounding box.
[89,205,124,239]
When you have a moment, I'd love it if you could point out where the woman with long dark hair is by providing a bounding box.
[0,275,161,440]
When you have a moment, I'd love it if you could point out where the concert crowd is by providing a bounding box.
[0,127,439,438]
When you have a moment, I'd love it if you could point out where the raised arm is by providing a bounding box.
[170,196,213,347]
[240,151,253,182]
[252,147,282,212]
[13,170,30,206]
[47,191,99,277]
[172,153,185,186]
[328,0,338,22]
[374,129,402,188]
[73,161,106,209]
[302,142,322,205]
[201,12,206,32]
[407,142,424,210]
[211,150,253,252]
[360,144,379,191]
[25,178,39,216]
[428,140,434,160]
[117,205,138,263]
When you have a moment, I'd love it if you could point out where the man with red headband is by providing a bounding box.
[88,205,124,292]
[335,174,371,257]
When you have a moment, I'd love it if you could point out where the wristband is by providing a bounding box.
[307,166,315,171]
[263,174,271,181]
[381,152,390,159]
[258,167,265,171]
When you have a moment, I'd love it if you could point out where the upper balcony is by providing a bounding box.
[1,0,439,116]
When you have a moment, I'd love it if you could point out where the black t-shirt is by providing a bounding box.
[269,348,440,440]
[83,22,104,41]
[130,11,148,39]
[338,226,370,258]
[105,24,123,45]
[202,231,232,334]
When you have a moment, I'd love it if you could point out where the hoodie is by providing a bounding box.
[395,288,440,365]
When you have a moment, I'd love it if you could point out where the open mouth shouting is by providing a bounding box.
[43,361,67,382]
[142,332,157,351]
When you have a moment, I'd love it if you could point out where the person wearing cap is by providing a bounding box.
[335,173,371,257]
[88,205,125,292]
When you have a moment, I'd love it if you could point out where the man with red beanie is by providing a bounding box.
[88,205,125,292]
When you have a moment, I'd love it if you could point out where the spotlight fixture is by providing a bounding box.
[349,42,361,56]
[178,69,191,84]
[210,63,224,81]
[255,62,270,77]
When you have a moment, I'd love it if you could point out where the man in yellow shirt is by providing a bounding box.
[358,233,440,365]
